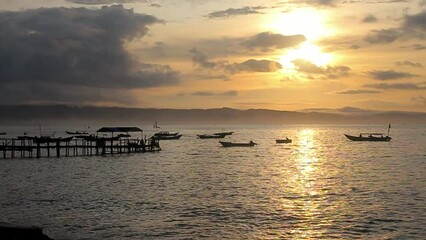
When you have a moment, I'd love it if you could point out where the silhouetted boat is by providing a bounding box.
[344,133,391,142]
[117,133,131,138]
[198,133,226,139]
[219,141,257,147]
[66,130,88,135]
[0,132,6,135]
[276,138,292,143]
[154,131,179,137]
[213,131,233,136]
[153,134,182,140]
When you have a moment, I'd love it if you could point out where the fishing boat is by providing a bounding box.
[344,133,391,142]
[117,133,131,138]
[197,133,226,139]
[0,132,6,135]
[154,131,179,137]
[276,138,292,144]
[345,124,392,142]
[152,134,182,140]
[65,130,88,135]
[219,141,257,147]
[213,131,233,136]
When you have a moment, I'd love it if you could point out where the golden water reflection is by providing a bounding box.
[289,129,330,238]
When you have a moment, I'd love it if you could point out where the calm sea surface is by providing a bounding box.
[0,125,425,239]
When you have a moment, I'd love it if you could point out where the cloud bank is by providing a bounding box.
[0,5,179,105]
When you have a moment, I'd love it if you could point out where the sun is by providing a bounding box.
[279,42,332,68]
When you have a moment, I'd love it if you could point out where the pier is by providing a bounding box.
[0,127,161,159]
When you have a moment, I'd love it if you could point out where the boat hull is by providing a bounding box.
[153,134,182,140]
[219,141,256,147]
[198,134,225,139]
[213,131,233,136]
[344,134,391,142]
[276,139,292,144]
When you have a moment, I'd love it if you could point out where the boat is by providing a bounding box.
[0,132,6,135]
[154,131,179,137]
[153,134,182,140]
[213,131,233,136]
[197,133,226,139]
[276,138,292,144]
[117,133,131,138]
[345,124,392,142]
[66,130,88,135]
[219,141,257,147]
[344,133,391,142]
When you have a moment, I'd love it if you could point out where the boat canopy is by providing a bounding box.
[97,127,142,133]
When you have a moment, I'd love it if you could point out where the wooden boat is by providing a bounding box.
[198,133,226,139]
[213,131,233,136]
[154,131,179,137]
[66,131,88,135]
[117,133,131,138]
[153,134,182,140]
[344,133,391,142]
[219,141,257,147]
[276,138,292,144]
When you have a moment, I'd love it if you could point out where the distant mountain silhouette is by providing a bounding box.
[0,105,425,124]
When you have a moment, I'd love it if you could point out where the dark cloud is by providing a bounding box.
[207,6,264,19]
[364,82,426,90]
[364,28,401,43]
[243,32,306,52]
[192,90,238,97]
[292,59,351,78]
[226,59,282,74]
[67,0,141,4]
[362,14,378,23]
[395,61,423,68]
[0,5,179,105]
[365,11,426,44]
[334,89,382,94]
[189,48,282,74]
[368,70,417,80]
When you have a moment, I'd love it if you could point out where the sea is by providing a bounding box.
[0,124,425,239]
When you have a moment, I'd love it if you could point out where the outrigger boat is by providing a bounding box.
[198,133,226,139]
[276,138,292,144]
[344,133,391,142]
[154,131,179,137]
[65,130,88,135]
[213,131,233,136]
[345,124,392,142]
[219,141,257,147]
[152,134,182,140]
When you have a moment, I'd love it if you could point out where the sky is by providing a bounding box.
[0,0,425,112]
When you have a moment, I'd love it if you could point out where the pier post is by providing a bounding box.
[11,140,15,159]
[36,143,40,158]
[56,141,60,158]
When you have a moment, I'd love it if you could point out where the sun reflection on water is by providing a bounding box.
[289,128,329,238]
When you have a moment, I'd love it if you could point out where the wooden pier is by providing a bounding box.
[0,127,161,159]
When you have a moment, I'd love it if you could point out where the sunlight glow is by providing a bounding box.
[279,42,333,69]
[269,9,332,40]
